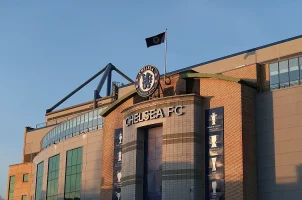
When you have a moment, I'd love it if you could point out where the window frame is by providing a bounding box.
[23,173,29,182]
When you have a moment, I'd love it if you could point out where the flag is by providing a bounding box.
[145,32,166,48]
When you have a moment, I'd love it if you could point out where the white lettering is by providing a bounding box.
[175,105,185,115]
[124,106,185,127]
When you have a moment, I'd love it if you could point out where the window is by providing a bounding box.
[23,174,28,182]
[144,127,162,200]
[279,60,289,88]
[8,176,15,200]
[42,108,106,150]
[64,147,82,200]
[22,195,27,200]
[47,154,60,200]
[269,62,279,89]
[289,58,299,86]
[269,56,302,90]
[35,162,44,200]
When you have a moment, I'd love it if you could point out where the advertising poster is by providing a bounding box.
[112,128,123,200]
[205,107,225,200]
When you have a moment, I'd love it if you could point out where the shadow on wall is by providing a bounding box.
[257,90,302,200]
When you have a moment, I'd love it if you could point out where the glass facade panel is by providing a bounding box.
[8,176,15,200]
[144,128,162,200]
[269,57,302,90]
[42,107,105,149]
[35,162,44,200]
[279,60,289,88]
[289,58,299,86]
[64,147,82,200]
[22,195,27,200]
[269,62,279,89]
[300,57,302,83]
[47,154,60,200]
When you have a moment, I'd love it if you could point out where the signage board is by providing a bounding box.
[205,107,225,200]
[112,128,123,200]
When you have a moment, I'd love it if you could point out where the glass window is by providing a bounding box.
[269,62,279,87]
[35,162,44,200]
[80,115,85,132]
[93,110,98,130]
[47,154,60,200]
[300,57,302,83]
[23,174,28,182]
[289,58,299,86]
[97,109,103,129]
[73,118,77,133]
[8,176,15,200]
[22,195,27,200]
[76,116,81,133]
[66,121,70,136]
[279,60,289,88]
[65,147,82,200]
[83,113,89,130]
[88,112,93,130]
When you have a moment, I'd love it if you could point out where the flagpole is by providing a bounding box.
[164,29,167,84]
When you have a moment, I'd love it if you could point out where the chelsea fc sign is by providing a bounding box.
[135,65,160,98]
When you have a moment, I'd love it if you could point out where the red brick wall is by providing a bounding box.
[100,98,134,199]
[223,64,258,83]
[200,78,258,200]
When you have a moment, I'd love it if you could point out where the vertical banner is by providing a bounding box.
[205,107,225,200]
[112,128,123,200]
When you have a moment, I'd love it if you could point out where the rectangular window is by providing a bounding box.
[8,176,15,200]
[83,113,89,130]
[300,57,302,84]
[23,174,28,182]
[269,62,279,90]
[97,109,103,129]
[35,162,44,200]
[47,154,60,200]
[80,115,85,133]
[22,195,27,200]
[64,147,82,200]
[92,110,98,130]
[289,58,299,86]
[88,111,93,131]
[279,60,289,88]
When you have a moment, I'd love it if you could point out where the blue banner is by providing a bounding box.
[112,128,123,200]
[205,107,225,200]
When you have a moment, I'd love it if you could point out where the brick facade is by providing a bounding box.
[101,98,134,200]
[199,77,258,200]
[7,163,33,200]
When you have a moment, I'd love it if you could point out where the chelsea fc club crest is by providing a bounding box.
[135,65,160,98]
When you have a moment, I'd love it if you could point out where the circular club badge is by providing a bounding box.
[135,65,160,98]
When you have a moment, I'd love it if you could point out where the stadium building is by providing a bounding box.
[6,35,302,200]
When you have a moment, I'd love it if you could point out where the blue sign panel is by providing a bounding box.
[205,107,225,200]
[112,128,123,200]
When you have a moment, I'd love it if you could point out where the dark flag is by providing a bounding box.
[145,32,166,48]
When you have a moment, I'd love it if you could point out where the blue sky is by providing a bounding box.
[0,0,302,196]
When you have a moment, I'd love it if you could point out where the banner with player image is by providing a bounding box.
[112,128,123,200]
[205,107,225,200]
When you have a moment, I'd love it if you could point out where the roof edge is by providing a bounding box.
[180,72,258,89]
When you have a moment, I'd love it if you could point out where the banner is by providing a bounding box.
[205,107,225,200]
[112,128,123,200]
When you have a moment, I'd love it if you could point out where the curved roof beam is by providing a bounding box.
[180,72,258,89]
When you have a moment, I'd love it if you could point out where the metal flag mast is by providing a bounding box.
[164,28,168,84]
